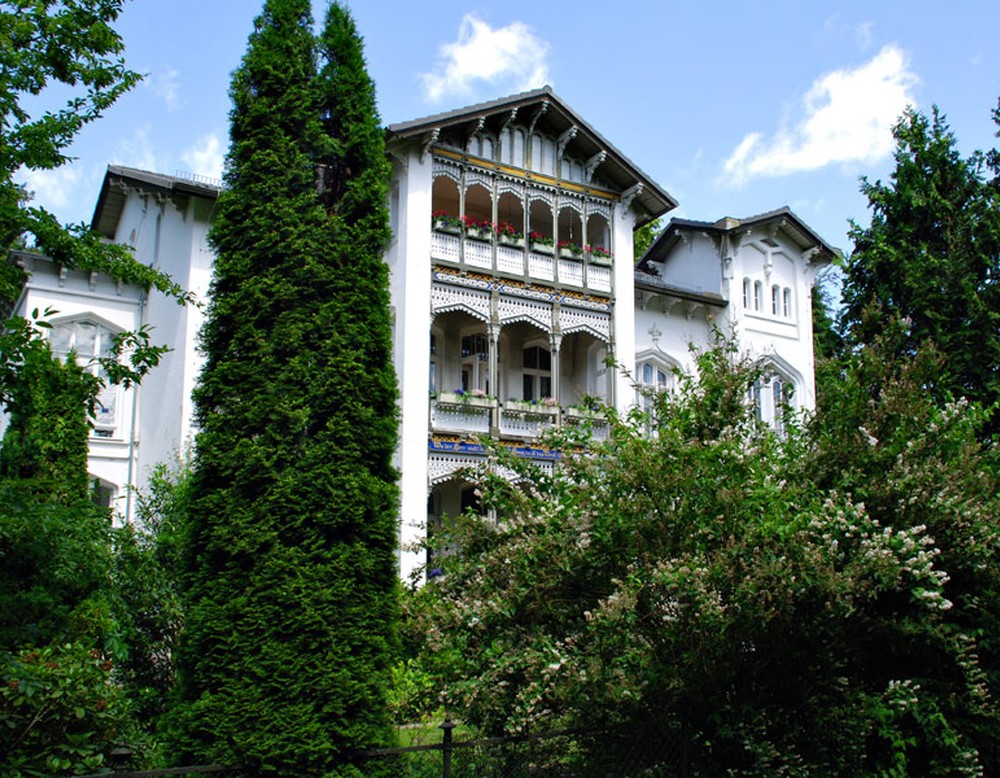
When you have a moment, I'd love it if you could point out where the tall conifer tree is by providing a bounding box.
[171,0,398,772]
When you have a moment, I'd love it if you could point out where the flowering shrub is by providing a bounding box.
[528,231,554,246]
[401,333,1000,775]
[587,245,613,259]
[556,240,582,254]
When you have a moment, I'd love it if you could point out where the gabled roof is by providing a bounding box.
[639,206,842,270]
[387,86,677,227]
[91,165,221,239]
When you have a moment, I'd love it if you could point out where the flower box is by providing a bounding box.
[433,219,462,235]
[498,233,525,248]
[588,253,612,266]
[505,399,559,418]
[465,226,493,242]
[560,247,584,260]
[437,391,495,410]
[530,240,554,255]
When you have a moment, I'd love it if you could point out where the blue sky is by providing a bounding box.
[20,0,1000,268]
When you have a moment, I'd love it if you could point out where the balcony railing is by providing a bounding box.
[430,395,609,443]
[430,228,612,293]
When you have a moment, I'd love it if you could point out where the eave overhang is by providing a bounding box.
[638,206,842,271]
[386,86,677,228]
[91,165,221,239]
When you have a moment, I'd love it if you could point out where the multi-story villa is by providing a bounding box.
[6,87,837,580]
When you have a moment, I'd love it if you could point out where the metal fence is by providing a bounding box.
[73,766,254,778]
[71,718,687,778]
[361,716,688,777]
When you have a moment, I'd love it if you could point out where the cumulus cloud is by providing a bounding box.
[420,14,550,103]
[181,133,224,183]
[720,45,918,188]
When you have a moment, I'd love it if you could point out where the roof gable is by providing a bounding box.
[387,86,677,226]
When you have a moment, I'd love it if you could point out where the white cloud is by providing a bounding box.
[720,45,918,188]
[420,14,550,103]
[855,21,874,51]
[18,165,81,212]
[112,126,159,172]
[148,67,181,111]
[181,133,224,182]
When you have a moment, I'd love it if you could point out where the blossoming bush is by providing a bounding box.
[400,333,1000,775]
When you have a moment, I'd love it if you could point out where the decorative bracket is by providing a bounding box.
[557,126,578,159]
[584,151,606,183]
[464,118,485,152]
[420,129,439,162]
[621,183,644,213]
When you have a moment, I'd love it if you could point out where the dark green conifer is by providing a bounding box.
[171,1,398,772]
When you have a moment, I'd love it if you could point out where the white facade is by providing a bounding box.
[6,167,217,520]
[7,88,836,576]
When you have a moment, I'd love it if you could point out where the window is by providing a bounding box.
[749,372,794,433]
[753,280,763,311]
[461,333,490,394]
[772,285,781,315]
[635,357,672,434]
[522,344,551,401]
[50,319,119,436]
[743,278,752,309]
[783,288,792,318]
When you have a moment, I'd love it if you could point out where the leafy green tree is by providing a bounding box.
[401,336,1000,775]
[170,2,398,773]
[633,217,662,259]
[839,104,1000,420]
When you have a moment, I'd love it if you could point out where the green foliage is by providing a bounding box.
[633,217,662,259]
[839,103,1000,425]
[0,642,137,777]
[171,2,399,774]
[111,464,186,730]
[402,336,1000,775]
[0,337,92,495]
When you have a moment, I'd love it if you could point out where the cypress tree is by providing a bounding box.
[171,0,398,772]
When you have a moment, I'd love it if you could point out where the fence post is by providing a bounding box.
[440,714,456,778]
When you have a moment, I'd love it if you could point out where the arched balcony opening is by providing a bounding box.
[528,198,554,243]
[497,321,550,404]
[426,477,481,576]
[431,174,460,222]
[464,182,493,230]
[558,204,583,255]
[586,212,611,258]
[430,311,491,397]
[497,191,525,240]
[560,331,608,408]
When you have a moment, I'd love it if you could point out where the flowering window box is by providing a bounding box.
[498,233,525,248]
[436,391,495,410]
[433,219,462,235]
[588,252,613,266]
[505,399,559,419]
[560,248,584,260]
[529,239,554,255]
[465,226,493,242]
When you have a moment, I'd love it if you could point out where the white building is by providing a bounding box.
[7,87,836,578]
